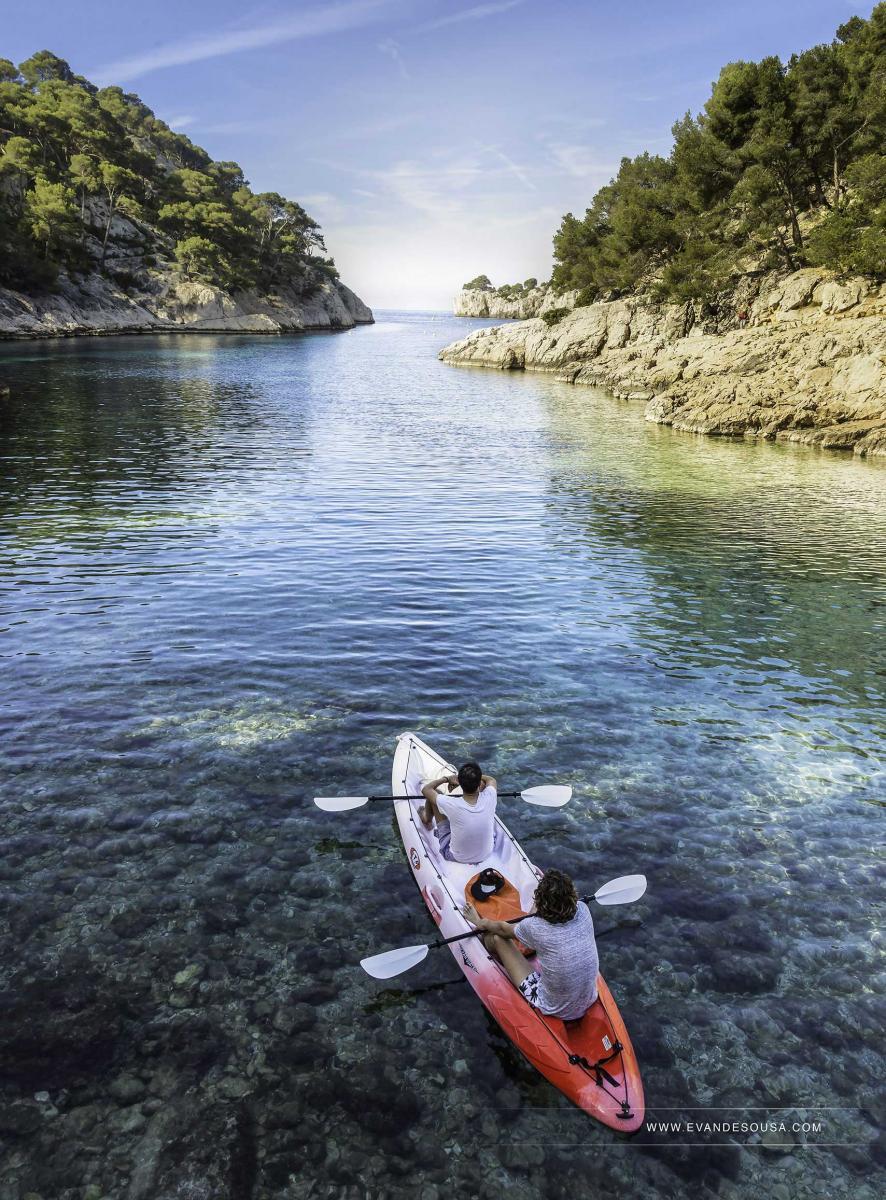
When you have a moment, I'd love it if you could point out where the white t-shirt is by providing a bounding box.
[436,786,497,863]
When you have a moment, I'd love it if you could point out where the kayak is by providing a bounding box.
[391,732,645,1133]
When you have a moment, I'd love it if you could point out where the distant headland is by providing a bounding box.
[0,51,372,338]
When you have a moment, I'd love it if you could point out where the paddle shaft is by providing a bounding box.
[431,895,594,950]
[367,792,521,801]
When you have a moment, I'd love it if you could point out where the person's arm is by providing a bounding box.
[461,901,519,939]
[480,774,497,791]
[421,773,457,803]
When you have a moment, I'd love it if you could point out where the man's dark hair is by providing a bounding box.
[457,761,483,793]
[535,869,578,924]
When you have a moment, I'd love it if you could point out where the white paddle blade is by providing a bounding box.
[313,796,370,812]
[594,874,647,906]
[360,944,429,980]
[520,785,573,807]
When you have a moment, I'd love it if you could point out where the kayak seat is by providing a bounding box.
[465,871,534,958]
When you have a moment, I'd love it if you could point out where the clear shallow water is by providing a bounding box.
[0,314,884,1199]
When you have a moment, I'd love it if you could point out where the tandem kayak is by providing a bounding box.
[391,732,645,1133]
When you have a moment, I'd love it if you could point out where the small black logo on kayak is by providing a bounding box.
[410,848,421,870]
[459,944,478,973]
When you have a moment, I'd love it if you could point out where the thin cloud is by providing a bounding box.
[321,143,542,221]
[378,37,410,79]
[417,0,525,33]
[164,113,196,129]
[483,145,536,191]
[92,0,398,84]
[197,119,260,135]
[548,143,616,180]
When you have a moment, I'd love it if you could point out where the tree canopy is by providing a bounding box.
[0,52,336,293]
[552,4,886,302]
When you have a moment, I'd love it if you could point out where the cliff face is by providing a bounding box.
[440,269,886,459]
[0,267,373,339]
[454,286,579,319]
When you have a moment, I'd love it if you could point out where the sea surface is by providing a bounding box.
[0,313,883,1200]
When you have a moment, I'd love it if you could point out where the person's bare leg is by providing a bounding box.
[418,792,441,829]
[483,932,534,988]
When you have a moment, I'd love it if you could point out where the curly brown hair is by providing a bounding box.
[534,869,578,924]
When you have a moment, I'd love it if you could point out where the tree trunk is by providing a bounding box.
[101,202,115,267]
[833,147,842,206]
[774,226,795,270]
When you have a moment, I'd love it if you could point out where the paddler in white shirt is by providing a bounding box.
[418,761,497,864]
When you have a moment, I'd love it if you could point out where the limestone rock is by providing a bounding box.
[454,285,579,320]
[0,266,373,339]
[817,279,867,314]
[774,269,822,312]
[440,268,886,461]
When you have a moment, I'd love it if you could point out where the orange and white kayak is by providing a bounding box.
[392,731,645,1133]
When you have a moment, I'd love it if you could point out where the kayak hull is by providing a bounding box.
[391,732,645,1133]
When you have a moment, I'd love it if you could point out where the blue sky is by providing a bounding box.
[5,1,876,308]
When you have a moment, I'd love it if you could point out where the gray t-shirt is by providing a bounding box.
[516,901,599,1020]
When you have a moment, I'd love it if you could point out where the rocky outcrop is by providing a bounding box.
[0,269,373,340]
[441,269,886,459]
[454,285,580,320]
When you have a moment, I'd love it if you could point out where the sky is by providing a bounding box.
[4,0,877,309]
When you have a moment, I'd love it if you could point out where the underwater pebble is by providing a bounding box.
[108,1075,146,1105]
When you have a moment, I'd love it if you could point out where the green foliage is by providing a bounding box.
[523,277,538,289]
[0,50,332,293]
[175,236,222,280]
[552,4,886,300]
[26,178,77,258]
[541,307,571,326]
[463,274,493,290]
[575,286,596,307]
[806,153,886,274]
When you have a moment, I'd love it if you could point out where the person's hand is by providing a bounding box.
[446,773,459,790]
[461,901,485,929]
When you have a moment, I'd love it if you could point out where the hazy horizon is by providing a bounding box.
[4,0,876,309]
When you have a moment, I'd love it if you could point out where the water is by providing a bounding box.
[0,314,884,1200]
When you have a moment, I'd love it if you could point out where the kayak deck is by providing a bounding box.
[391,732,645,1133]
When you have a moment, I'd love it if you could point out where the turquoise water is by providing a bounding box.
[0,314,883,1199]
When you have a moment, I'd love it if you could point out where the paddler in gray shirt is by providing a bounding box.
[463,868,599,1020]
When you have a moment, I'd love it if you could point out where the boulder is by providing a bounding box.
[817,278,867,314]
[774,268,822,312]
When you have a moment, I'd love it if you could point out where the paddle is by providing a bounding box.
[314,784,572,812]
[360,874,647,979]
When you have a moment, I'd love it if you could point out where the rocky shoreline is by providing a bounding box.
[0,271,373,341]
[442,269,886,459]
[454,284,578,320]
